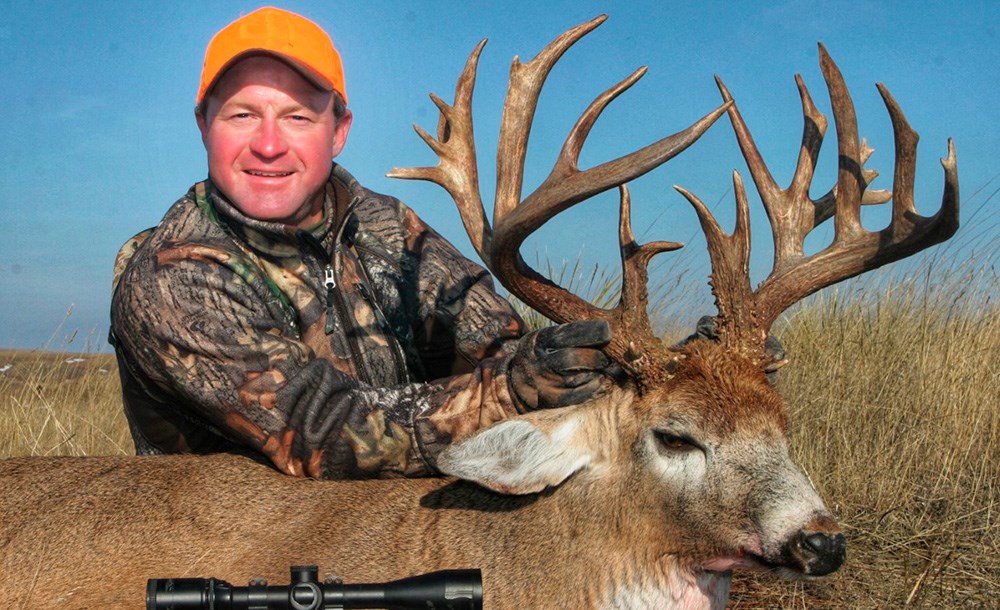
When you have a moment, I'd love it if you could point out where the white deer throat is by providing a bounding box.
[605,558,731,610]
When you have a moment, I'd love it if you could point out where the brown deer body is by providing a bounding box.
[0,14,957,610]
[2,351,831,609]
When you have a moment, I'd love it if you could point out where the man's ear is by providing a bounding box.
[195,107,209,145]
[330,108,353,159]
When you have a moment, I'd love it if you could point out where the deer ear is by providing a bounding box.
[437,411,592,495]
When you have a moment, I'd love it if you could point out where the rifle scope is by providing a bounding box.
[147,565,482,610]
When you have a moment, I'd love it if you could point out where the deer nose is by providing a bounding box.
[798,530,847,576]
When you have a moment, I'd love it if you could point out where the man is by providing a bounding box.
[110,7,615,479]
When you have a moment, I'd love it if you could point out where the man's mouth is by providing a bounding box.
[245,170,293,177]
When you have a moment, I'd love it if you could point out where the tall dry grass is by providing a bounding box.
[0,350,129,457]
[0,255,996,608]
[730,260,1000,608]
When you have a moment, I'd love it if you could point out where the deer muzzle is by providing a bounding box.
[788,514,847,576]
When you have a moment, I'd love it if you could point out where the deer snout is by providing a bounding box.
[790,516,846,576]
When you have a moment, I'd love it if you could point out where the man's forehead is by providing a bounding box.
[215,53,328,90]
[208,55,334,109]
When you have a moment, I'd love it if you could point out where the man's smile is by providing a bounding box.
[245,170,294,177]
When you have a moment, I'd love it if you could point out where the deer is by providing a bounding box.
[0,15,957,610]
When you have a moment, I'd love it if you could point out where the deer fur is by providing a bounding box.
[0,340,837,610]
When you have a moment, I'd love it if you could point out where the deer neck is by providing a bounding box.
[518,404,729,609]
[604,557,731,610]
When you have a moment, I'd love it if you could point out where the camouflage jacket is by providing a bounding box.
[111,164,527,479]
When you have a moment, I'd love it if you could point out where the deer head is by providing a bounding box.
[389,13,958,590]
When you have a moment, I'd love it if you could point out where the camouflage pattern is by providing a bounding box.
[111,164,527,479]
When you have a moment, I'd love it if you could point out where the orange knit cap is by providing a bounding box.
[197,7,346,105]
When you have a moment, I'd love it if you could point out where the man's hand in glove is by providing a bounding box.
[508,320,617,410]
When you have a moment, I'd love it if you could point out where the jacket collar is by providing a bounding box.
[204,163,363,257]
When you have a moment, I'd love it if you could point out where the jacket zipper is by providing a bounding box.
[339,205,410,385]
[296,229,373,384]
[297,230,339,336]
[355,280,409,385]
[348,233,411,383]
[296,210,411,386]
[353,241,403,274]
[322,266,336,334]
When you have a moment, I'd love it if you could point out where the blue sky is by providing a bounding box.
[1,1,997,350]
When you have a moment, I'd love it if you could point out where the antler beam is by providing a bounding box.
[390,15,730,382]
[676,43,959,362]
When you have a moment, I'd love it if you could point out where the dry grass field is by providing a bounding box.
[1,261,996,608]
[728,267,1000,608]
[0,349,128,457]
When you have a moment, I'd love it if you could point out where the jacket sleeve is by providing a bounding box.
[408,206,526,372]
[357,199,526,380]
[113,235,528,480]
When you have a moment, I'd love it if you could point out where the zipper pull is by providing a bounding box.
[324,265,336,334]
[295,229,338,336]
[355,282,390,331]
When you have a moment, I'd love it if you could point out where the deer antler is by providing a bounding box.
[389,15,730,384]
[676,43,959,363]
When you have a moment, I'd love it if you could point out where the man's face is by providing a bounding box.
[196,55,352,228]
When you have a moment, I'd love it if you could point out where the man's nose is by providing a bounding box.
[249,118,288,159]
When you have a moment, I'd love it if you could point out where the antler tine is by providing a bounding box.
[493,15,609,219]
[675,172,757,355]
[388,39,491,259]
[821,44,867,243]
[876,83,959,237]
[618,185,685,318]
[714,75,795,221]
[616,184,684,376]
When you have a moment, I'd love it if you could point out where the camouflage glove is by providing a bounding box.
[508,320,615,410]
[681,316,788,385]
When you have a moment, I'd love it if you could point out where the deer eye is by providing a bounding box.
[653,430,698,452]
